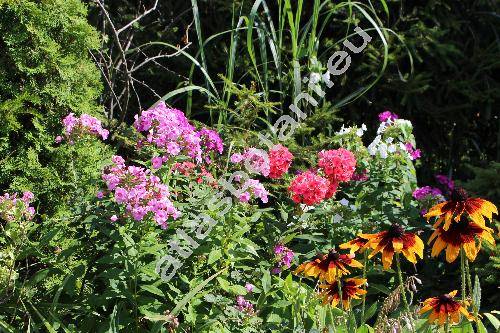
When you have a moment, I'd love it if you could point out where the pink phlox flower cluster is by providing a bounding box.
[198,128,224,163]
[57,113,109,144]
[435,174,454,191]
[378,111,399,122]
[404,142,421,160]
[238,179,269,204]
[272,243,294,274]
[235,295,254,314]
[134,102,203,164]
[101,155,179,229]
[230,148,270,177]
[288,170,330,206]
[412,186,443,201]
[317,148,356,183]
[268,144,293,179]
[0,191,35,222]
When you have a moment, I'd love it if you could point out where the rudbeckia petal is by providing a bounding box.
[381,249,394,269]
[392,239,404,252]
[445,245,460,263]
[463,242,478,261]
[431,238,447,257]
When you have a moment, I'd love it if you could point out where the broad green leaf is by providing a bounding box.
[208,248,222,264]
[362,302,377,323]
[267,313,282,323]
[484,313,500,330]
[357,324,374,333]
[140,285,165,297]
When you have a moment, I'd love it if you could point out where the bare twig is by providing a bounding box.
[130,43,192,73]
[116,0,159,35]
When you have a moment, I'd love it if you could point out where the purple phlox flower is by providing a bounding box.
[378,110,399,122]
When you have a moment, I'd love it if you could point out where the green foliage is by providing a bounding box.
[0,0,108,214]
[0,0,498,332]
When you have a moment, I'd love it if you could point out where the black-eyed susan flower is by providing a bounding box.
[419,290,472,325]
[428,218,495,263]
[339,236,368,254]
[294,249,363,283]
[318,278,367,309]
[360,224,424,269]
[424,187,497,231]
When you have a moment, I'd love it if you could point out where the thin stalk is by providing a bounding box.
[360,250,368,322]
[395,253,410,313]
[395,253,415,333]
[464,256,473,299]
[337,279,343,310]
[444,319,450,333]
[336,279,349,329]
[464,256,479,321]
[460,247,466,304]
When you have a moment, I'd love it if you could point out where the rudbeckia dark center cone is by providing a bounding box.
[438,294,452,303]
[451,187,468,202]
[388,224,405,238]
[328,250,340,261]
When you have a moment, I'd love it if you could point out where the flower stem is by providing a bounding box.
[460,247,466,304]
[361,250,368,323]
[464,256,479,322]
[444,319,450,333]
[464,257,473,299]
[395,253,410,313]
[336,279,349,329]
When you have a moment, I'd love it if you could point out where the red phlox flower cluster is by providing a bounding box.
[101,155,179,229]
[268,144,294,179]
[317,148,356,183]
[288,170,330,206]
[172,161,217,187]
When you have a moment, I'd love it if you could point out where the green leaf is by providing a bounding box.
[261,269,271,293]
[208,248,222,264]
[451,322,474,333]
[369,283,391,295]
[483,313,500,330]
[27,302,58,333]
[476,320,488,333]
[357,324,374,333]
[0,318,18,333]
[171,268,227,316]
[362,302,378,323]
[140,285,165,297]
[267,313,282,324]
[28,268,51,287]
[217,277,231,292]
[229,285,248,295]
